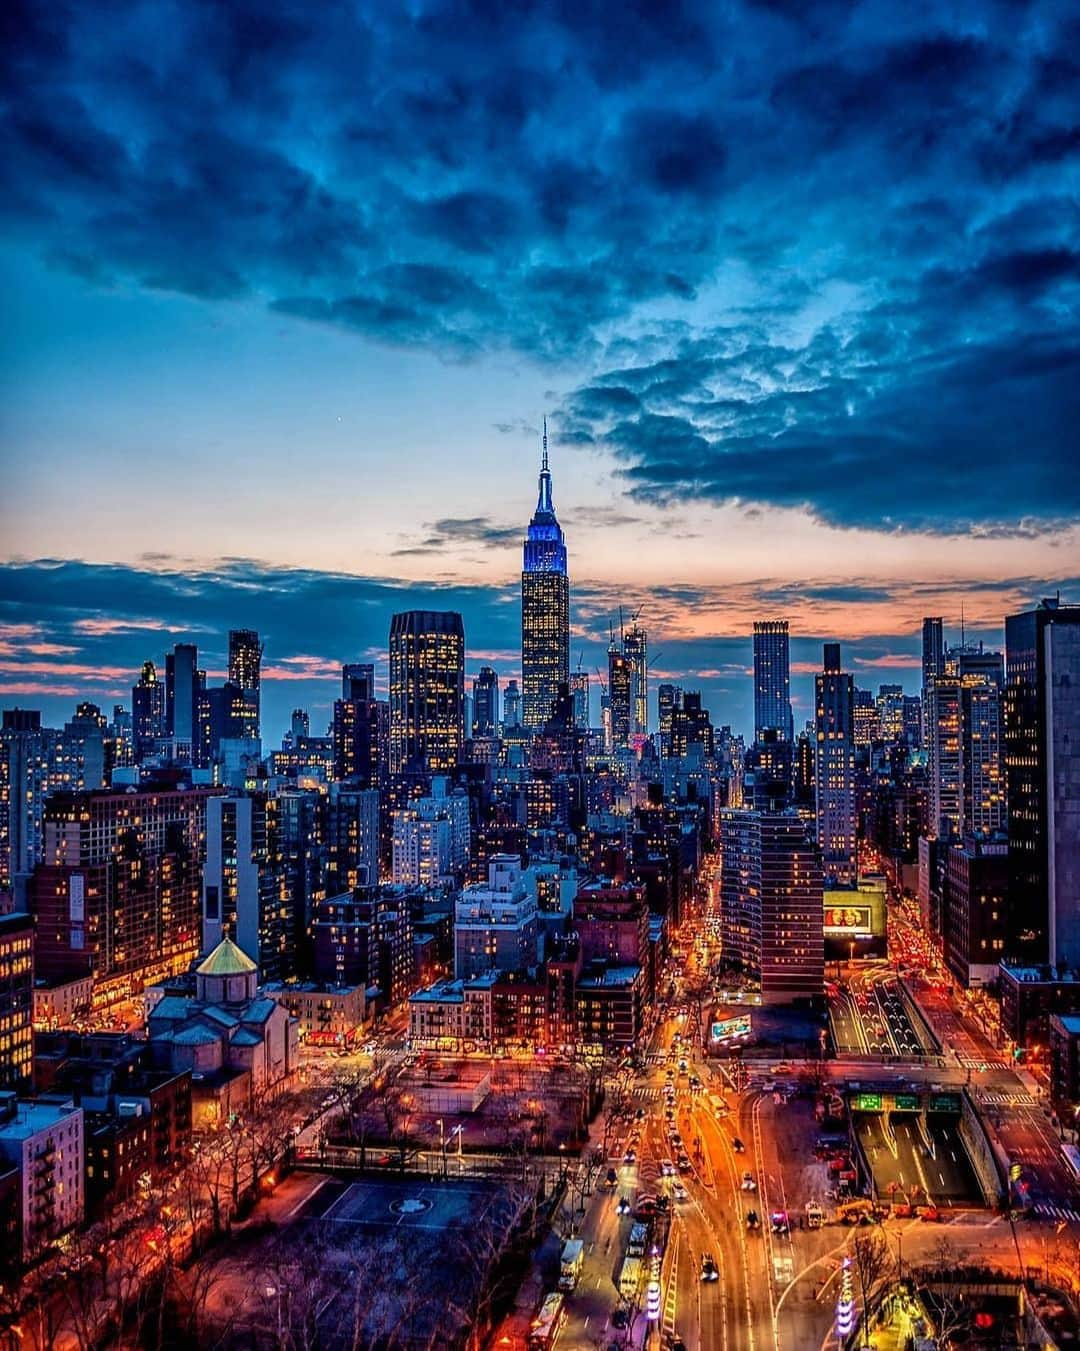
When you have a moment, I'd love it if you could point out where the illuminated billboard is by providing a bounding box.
[823,904,873,935]
[711,1014,751,1041]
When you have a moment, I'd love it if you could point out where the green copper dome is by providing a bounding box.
[196,937,257,977]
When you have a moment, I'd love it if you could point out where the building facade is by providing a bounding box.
[753,621,793,743]
[814,644,857,885]
[454,855,540,979]
[472,667,499,738]
[1004,598,1080,965]
[388,611,465,776]
[0,1095,84,1261]
[521,425,570,731]
[32,785,218,1003]
[0,913,33,1092]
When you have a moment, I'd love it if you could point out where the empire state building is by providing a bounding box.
[521,419,570,730]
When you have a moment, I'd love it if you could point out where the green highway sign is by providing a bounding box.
[893,1093,919,1111]
[855,1093,883,1112]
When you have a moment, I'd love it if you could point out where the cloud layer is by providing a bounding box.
[1,557,1072,741]
[3,0,1078,538]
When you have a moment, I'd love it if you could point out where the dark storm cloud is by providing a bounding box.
[2,0,1077,532]
[392,517,522,555]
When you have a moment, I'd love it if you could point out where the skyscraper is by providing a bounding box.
[227,628,262,740]
[719,808,824,1004]
[1004,597,1080,965]
[753,621,793,743]
[921,616,945,745]
[570,669,590,731]
[521,421,569,730]
[132,660,165,761]
[334,663,381,786]
[503,680,522,730]
[202,793,288,980]
[926,645,1005,841]
[472,666,499,737]
[165,643,198,753]
[658,683,682,758]
[388,610,465,776]
[926,676,963,838]
[607,637,632,751]
[814,644,857,884]
[622,619,648,739]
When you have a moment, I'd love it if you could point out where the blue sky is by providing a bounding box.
[1,0,1077,739]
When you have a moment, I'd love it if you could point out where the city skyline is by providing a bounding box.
[2,1,1078,739]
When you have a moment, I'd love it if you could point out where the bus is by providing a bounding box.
[619,1255,643,1299]
[528,1293,566,1350]
[1062,1143,1080,1182]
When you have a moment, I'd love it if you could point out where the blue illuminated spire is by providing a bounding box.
[524,415,566,575]
[536,415,553,515]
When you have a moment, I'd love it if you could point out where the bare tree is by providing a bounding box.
[850,1229,895,1335]
[913,1235,980,1346]
[444,1176,543,1351]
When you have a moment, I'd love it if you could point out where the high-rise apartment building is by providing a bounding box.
[0,710,59,905]
[814,644,857,885]
[202,794,294,982]
[227,629,262,741]
[876,684,905,745]
[32,785,218,1001]
[759,813,824,1004]
[472,666,499,737]
[926,658,1005,842]
[326,783,379,892]
[852,689,879,747]
[753,621,793,742]
[0,912,33,1091]
[391,810,451,887]
[333,663,382,786]
[658,683,683,758]
[669,692,714,760]
[388,610,465,776]
[521,423,569,730]
[1004,597,1080,965]
[926,677,963,837]
[960,678,1005,837]
[719,809,824,1004]
[454,855,540,979]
